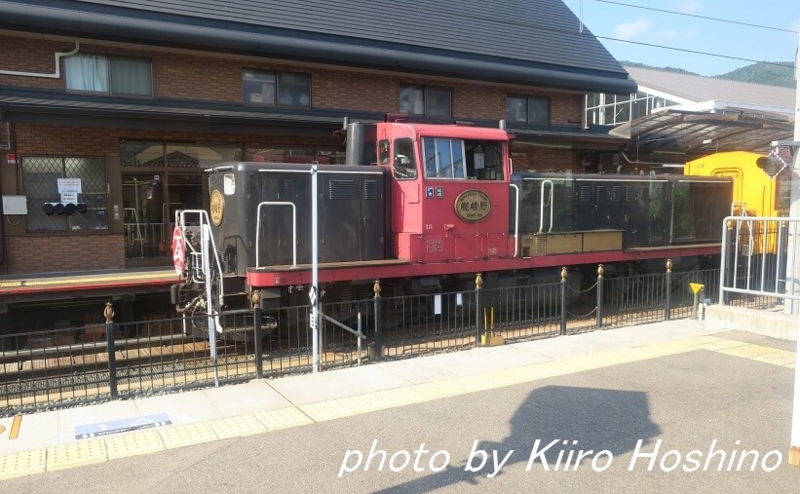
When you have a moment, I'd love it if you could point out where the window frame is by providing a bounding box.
[506,94,550,126]
[422,137,466,179]
[243,69,311,108]
[399,84,452,118]
[65,54,153,98]
[21,155,109,235]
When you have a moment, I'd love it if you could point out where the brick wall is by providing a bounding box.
[6,234,125,274]
[0,36,585,124]
[2,36,595,276]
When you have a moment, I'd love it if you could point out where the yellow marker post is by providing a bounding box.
[689,283,704,320]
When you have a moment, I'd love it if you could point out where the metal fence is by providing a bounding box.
[0,264,742,416]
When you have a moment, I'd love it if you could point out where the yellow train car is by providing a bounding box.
[686,151,791,259]
[684,151,790,217]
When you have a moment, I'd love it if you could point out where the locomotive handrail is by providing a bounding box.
[539,180,554,234]
[255,201,297,269]
[176,209,226,306]
[510,183,520,258]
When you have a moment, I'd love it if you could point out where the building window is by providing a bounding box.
[507,95,550,126]
[65,55,152,96]
[399,85,452,118]
[22,156,108,234]
[243,70,311,107]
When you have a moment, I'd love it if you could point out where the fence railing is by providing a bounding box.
[3,264,762,416]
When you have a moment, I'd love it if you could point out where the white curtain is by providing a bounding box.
[65,55,109,92]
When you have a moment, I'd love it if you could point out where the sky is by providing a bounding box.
[562,0,799,76]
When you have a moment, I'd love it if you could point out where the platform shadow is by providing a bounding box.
[373,385,660,492]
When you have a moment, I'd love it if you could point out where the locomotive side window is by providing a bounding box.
[423,138,466,179]
[379,139,391,165]
[393,138,417,180]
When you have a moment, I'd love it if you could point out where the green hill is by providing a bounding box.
[716,62,794,88]
[621,61,700,76]
[622,60,795,88]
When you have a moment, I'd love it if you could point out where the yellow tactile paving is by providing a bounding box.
[717,344,783,359]
[158,422,218,449]
[368,387,428,408]
[105,429,166,460]
[207,414,268,439]
[750,350,798,366]
[0,449,46,480]
[254,407,313,430]
[695,339,751,351]
[410,379,471,399]
[46,438,107,471]
[299,399,358,421]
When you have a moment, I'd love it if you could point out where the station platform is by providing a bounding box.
[0,267,179,301]
[1,317,797,481]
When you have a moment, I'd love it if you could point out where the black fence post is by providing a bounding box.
[252,290,264,379]
[596,264,604,329]
[665,259,673,321]
[475,273,483,346]
[104,302,118,400]
[373,280,382,361]
[560,267,567,336]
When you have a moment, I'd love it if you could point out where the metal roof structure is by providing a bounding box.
[624,66,795,113]
[0,0,636,94]
[609,66,796,163]
[611,108,795,164]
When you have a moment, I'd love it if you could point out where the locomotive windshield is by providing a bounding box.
[421,137,504,181]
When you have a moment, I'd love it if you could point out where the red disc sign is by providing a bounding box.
[172,226,186,275]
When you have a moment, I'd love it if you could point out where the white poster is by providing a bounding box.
[57,178,82,194]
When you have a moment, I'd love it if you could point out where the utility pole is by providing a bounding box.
[789,30,800,468]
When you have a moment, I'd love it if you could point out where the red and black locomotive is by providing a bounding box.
[171,117,731,321]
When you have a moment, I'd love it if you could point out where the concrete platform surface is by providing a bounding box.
[0,317,798,489]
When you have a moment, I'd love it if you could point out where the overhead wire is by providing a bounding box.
[593,0,799,34]
[575,0,797,70]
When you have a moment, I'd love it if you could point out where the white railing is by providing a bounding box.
[718,215,799,304]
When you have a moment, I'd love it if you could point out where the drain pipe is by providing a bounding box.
[0,42,80,78]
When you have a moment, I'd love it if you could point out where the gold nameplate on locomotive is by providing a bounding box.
[454,189,491,222]
[210,189,224,226]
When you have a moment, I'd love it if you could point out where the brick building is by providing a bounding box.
[0,0,634,329]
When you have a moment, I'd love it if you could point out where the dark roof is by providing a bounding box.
[0,0,635,94]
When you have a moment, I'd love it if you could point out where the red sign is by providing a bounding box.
[6,153,17,165]
[172,226,186,275]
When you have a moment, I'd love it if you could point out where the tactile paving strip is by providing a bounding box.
[253,407,313,430]
[0,449,46,480]
[105,429,166,460]
[208,414,268,439]
[46,438,107,471]
[158,422,217,449]
[299,399,357,421]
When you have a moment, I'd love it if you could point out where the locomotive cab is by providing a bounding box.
[373,121,512,263]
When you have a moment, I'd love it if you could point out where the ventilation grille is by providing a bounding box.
[579,186,591,202]
[363,180,378,200]
[612,186,623,202]
[328,180,356,200]
[596,185,607,202]
[625,186,637,202]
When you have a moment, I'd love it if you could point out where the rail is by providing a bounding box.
[2,267,721,415]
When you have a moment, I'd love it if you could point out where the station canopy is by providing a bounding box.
[609,107,795,165]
